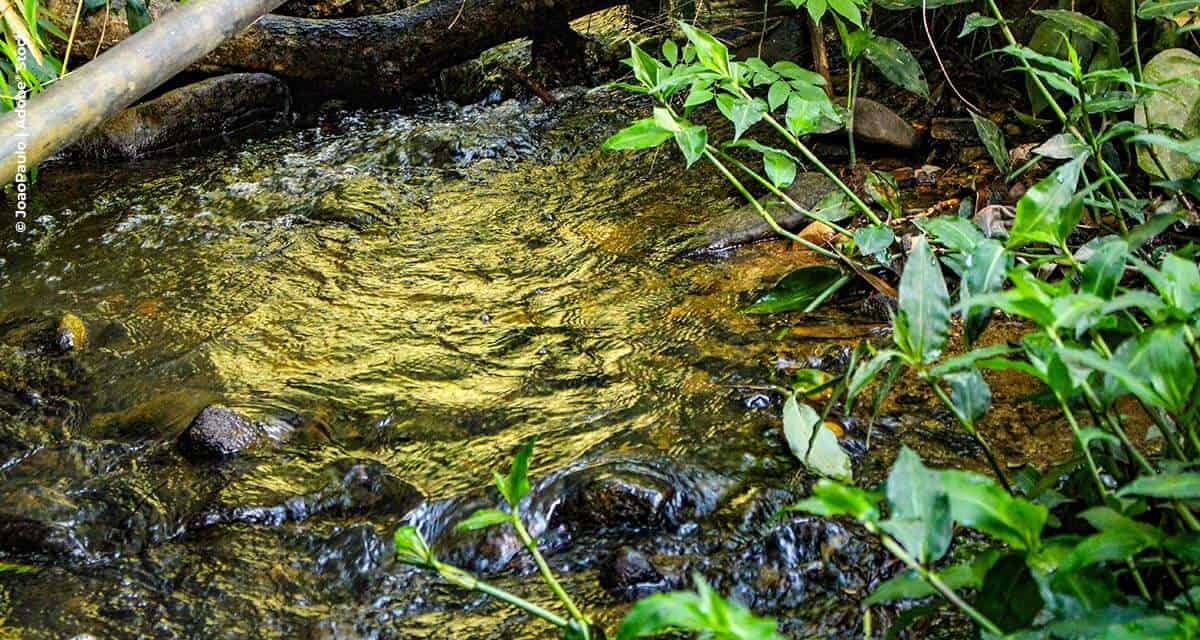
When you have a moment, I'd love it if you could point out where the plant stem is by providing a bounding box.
[729,85,881,224]
[702,147,845,261]
[875,533,1005,636]
[1054,392,1110,498]
[433,561,572,629]
[924,375,1013,494]
[509,513,591,634]
[847,58,861,168]
[715,148,854,237]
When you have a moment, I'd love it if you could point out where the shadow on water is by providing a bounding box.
[0,88,1023,638]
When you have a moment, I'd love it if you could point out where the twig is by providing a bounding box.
[923,0,980,113]
[498,62,557,105]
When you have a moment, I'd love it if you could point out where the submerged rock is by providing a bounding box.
[70,73,291,160]
[178,405,292,459]
[599,546,670,599]
[682,173,838,254]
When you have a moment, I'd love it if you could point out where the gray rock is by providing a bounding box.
[1136,49,1200,180]
[178,405,284,459]
[71,73,290,159]
[683,172,838,254]
[839,97,921,150]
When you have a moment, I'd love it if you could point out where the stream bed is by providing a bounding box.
[0,86,1051,638]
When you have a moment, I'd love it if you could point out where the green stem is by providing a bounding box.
[702,147,845,261]
[1054,391,1110,498]
[730,85,881,225]
[876,533,1004,636]
[924,375,1013,494]
[510,513,591,633]
[847,58,862,168]
[715,148,854,237]
[434,561,572,629]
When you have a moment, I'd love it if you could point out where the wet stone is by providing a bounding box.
[839,98,921,150]
[178,405,269,459]
[55,313,87,352]
[599,546,668,599]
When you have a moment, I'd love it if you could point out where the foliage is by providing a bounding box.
[602,1,1200,638]
[394,442,783,639]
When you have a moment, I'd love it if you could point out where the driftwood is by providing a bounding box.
[0,0,288,184]
[201,0,626,99]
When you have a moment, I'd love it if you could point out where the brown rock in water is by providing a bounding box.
[838,97,921,150]
[178,405,292,459]
[70,74,291,159]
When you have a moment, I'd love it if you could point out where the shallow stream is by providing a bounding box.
[0,87,1043,638]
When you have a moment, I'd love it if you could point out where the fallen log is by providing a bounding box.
[0,0,287,184]
[200,0,626,99]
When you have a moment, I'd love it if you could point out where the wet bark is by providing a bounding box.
[202,0,626,99]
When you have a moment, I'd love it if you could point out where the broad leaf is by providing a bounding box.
[881,448,952,563]
[864,36,929,99]
[744,265,849,314]
[783,395,853,481]
[896,237,951,363]
[939,470,1048,551]
[1009,156,1087,248]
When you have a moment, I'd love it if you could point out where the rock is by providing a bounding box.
[55,314,86,352]
[599,546,667,599]
[178,405,276,459]
[278,0,409,18]
[683,173,838,254]
[839,97,920,150]
[929,117,977,143]
[70,74,291,160]
[1136,49,1200,180]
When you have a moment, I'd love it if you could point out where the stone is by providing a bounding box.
[178,405,268,459]
[683,173,838,254]
[599,547,667,598]
[839,97,921,150]
[71,73,291,159]
[1136,48,1200,180]
[929,117,977,143]
[55,313,86,352]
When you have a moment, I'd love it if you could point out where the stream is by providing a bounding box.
[0,86,1024,638]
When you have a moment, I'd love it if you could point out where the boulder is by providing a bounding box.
[1136,48,1200,179]
[839,97,921,150]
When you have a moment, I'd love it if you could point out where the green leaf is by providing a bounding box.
[124,0,151,33]
[744,265,850,314]
[764,151,796,187]
[786,479,881,522]
[678,22,731,78]
[977,554,1045,632]
[919,216,985,254]
[866,550,999,605]
[959,12,999,37]
[854,224,894,257]
[939,470,1048,551]
[845,349,902,410]
[1059,507,1164,574]
[603,118,673,151]
[673,125,707,168]
[864,36,929,99]
[960,239,1010,343]
[393,526,433,566]
[1009,156,1087,248]
[782,395,853,481]
[725,97,767,141]
[616,575,784,640]
[863,171,902,218]
[945,368,992,424]
[827,0,863,26]
[971,112,1010,174]
[495,440,535,507]
[881,448,953,563]
[661,39,679,66]
[455,508,512,532]
[1080,238,1128,300]
[896,236,951,363]
[768,80,790,111]
[1118,473,1200,499]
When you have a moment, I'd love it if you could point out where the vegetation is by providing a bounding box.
[396,0,1200,638]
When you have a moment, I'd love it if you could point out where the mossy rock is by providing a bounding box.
[1136,48,1200,180]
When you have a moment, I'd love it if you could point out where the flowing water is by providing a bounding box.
[0,87,1031,638]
